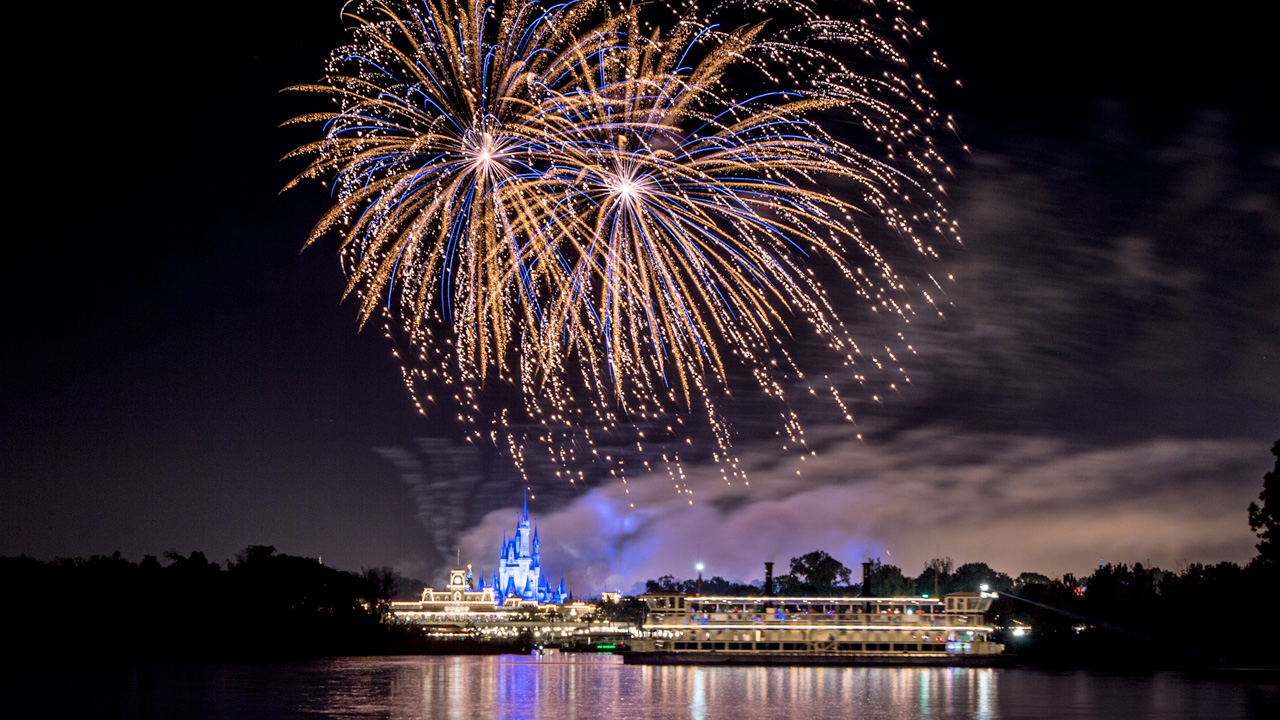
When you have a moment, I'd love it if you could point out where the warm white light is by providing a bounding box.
[609,173,650,203]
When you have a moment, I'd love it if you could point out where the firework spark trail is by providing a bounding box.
[285,0,959,498]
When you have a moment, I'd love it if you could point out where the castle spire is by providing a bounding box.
[494,490,565,607]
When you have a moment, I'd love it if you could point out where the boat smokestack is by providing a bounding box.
[763,562,775,597]
[862,561,874,597]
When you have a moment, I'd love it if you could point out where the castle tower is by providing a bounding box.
[493,497,568,605]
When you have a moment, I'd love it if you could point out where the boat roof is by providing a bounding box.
[647,594,945,603]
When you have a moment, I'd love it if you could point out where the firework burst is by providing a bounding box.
[286,0,959,498]
[283,0,616,374]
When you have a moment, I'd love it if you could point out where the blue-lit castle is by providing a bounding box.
[489,498,568,605]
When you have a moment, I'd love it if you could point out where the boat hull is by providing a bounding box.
[622,651,1012,667]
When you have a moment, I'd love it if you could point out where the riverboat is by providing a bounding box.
[624,590,1004,666]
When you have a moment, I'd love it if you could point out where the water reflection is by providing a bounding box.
[918,669,930,717]
[976,668,993,720]
[296,658,1253,720]
[9,656,1273,720]
[690,667,706,720]
[302,657,1263,720]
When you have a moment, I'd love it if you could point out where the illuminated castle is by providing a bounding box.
[491,497,567,605]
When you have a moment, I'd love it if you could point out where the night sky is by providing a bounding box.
[3,1,1276,593]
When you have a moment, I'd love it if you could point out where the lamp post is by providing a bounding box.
[696,563,704,596]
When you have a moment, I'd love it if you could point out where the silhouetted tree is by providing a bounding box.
[914,557,954,596]
[645,574,682,592]
[1248,439,1280,565]
[952,562,1012,593]
[863,558,913,596]
[361,566,398,620]
[700,575,759,595]
[1,547,475,659]
[1013,572,1052,591]
[788,550,852,591]
[232,544,278,567]
[1083,562,1162,630]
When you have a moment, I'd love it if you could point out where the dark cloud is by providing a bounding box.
[872,105,1280,438]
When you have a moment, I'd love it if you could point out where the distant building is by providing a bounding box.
[389,567,593,637]
[493,497,568,605]
[390,496,569,630]
[391,567,501,625]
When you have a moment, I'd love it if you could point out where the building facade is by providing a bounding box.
[389,567,503,625]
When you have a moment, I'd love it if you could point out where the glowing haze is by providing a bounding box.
[458,432,1267,593]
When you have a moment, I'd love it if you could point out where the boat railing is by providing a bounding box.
[649,611,946,626]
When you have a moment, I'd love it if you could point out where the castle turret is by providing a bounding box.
[493,497,564,606]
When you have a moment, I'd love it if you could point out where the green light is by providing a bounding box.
[596,644,616,649]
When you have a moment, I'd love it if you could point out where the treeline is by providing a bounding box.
[994,559,1278,668]
[643,551,1023,597]
[644,551,1279,668]
[860,554,1277,668]
[0,545,466,660]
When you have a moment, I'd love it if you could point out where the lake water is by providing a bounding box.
[7,655,1276,719]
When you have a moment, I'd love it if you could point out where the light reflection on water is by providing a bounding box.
[7,655,1276,719]
[285,656,1272,720]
